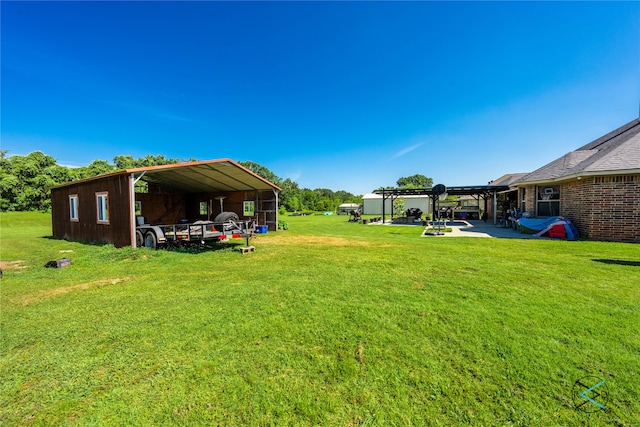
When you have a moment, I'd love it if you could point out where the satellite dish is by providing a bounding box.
[432,184,447,196]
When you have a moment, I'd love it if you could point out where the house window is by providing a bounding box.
[96,192,109,224]
[536,185,560,216]
[199,201,208,216]
[243,201,255,217]
[135,201,142,216]
[69,195,79,221]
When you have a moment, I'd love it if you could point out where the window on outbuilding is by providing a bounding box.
[199,201,208,216]
[536,185,560,216]
[69,195,79,221]
[96,192,109,224]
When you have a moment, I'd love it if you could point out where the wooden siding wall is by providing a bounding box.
[51,174,132,247]
[520,175,640,243]
[185,190,278,230]
[136,193,186,225]
[137,186,278,230]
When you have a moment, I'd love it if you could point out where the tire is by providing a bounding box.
[144,231,158,250]
[136,230,144,248]
[214,211,239,232]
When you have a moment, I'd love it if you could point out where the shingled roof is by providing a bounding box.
[489,173,528,187]
[516,118,640,185]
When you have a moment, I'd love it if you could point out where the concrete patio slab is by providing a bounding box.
[421,220,534,239]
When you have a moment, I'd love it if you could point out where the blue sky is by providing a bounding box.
[2,1,639,195]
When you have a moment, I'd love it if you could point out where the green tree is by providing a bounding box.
[114,154,183,170]
[0,151,60,211]
[396,173,433,188]
[74,160,117,179]
[113,155,137,169]
[300,189,318,211]
[0,152,362,214]
[279,178,301,211]
[394,197,406,216]
[396,174,433,189]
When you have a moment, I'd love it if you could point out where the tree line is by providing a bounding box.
[1,151,434,213]
[0,151,363,213]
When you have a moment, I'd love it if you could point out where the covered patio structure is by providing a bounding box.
[373,184,510,225]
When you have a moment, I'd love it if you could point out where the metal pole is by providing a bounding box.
[493,190,498,225]
[432,196,437,223]
[129,173,137,247]
[274,190,279,231]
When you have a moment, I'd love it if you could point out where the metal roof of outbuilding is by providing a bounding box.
[51,158,281,193]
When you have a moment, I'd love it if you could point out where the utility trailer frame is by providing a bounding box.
[136,218,255,249]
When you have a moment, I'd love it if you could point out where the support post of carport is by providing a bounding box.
[130,171,146,248]
[129,173,137,248]
[483,194,489,221]
[274,189,279,231]
[382,189,386,223]
[492,189,498,225]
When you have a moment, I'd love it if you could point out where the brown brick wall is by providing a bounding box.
[578,175,640,243]
[521,187,536,216]
[519,175,640,243]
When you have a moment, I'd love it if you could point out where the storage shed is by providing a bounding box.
[337,203,361,214]
[50,159,281,248]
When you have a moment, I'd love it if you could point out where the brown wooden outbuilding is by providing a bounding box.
[50,159,281,248]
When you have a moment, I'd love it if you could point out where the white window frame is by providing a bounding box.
[69,194,79,221]
[199,201,208,216]
[96,192,109,224]
[536,185,560,217]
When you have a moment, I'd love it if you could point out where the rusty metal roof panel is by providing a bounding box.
[51,159,281,193]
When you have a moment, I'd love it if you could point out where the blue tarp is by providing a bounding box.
[519,216,579,240]
[519,216,563,232]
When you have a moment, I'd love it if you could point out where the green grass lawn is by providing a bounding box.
[1,212,639,426]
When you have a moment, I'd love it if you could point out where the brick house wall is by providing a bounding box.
[580,175,640,243]
[520,187,536,216]
[518,174,640,243]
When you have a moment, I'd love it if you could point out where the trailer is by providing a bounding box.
[135,212,255,249]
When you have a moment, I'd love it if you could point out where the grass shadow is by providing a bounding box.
[592,259,640,267]
[163,240,249,254]
[41,235,248,254]
[41,235,114,247]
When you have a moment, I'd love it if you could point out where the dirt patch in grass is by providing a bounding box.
[16,277,131,306]
[256,234,393,248]
[0,260,28,271]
